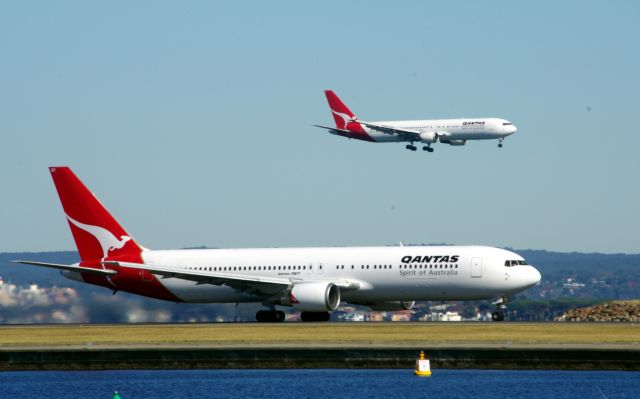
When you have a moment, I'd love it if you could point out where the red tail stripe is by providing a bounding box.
[49,166,142,262]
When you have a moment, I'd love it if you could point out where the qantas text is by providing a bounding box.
[401,255,459,264]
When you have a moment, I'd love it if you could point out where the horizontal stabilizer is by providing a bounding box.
[313,124,352,134]
[12,260,117,275]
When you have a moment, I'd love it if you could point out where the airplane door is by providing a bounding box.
[470,257,483,278]
[318,263,324,274]
[308,263,314,275]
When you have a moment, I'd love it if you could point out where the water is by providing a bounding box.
[0,369,638,399]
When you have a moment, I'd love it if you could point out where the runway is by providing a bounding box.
[0,322,637,350]
[1,323,638,371]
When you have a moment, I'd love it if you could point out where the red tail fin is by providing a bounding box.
[324,90,358,130]
[49,167,143,262]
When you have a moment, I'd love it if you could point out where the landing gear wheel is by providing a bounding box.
[491,296,509,322]
[256,310,286,323]
[498,143,503,148]
[423,146,434,152]
[405,144,417,151]
[491,311,505,322]
[300,311,330,322]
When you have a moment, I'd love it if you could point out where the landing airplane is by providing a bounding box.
[315,90,518,152]
[13,167,540,322]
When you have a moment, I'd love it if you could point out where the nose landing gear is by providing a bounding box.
[498,138,504,148]
[491,296,509,322]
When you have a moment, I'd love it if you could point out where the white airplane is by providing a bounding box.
[315,90,518,152]
[13,167,540,322]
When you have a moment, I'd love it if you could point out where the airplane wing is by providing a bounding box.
[356,121,422,140]
[12,260,117,276]
[103,261,361,296]
[12,259,360,297]
[104,261,291,296]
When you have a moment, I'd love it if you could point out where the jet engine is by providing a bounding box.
[367,301,415,311]
[288,282,341,312]
[419,132,438,143]
[442,139,466,146]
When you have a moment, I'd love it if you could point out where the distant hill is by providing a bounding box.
[514,249,640,275]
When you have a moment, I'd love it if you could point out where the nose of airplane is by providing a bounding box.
[527,266,541,286]
[508,125,518,134]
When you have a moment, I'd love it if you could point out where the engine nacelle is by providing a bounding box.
[443,139,466,146]
[368,301,415,311]
[419,131,438,144]
[289,282,341,312]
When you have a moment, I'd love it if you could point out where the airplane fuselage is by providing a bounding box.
[63,245,540,305]
[331,117,517,144]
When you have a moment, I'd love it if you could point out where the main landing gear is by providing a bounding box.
[300,311,330,322]
[405,143,434,153]
[491,296,509,322]
[256,309,285,322]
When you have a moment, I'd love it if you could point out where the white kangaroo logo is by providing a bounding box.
[66,214,131,258]
[331,110,357,129]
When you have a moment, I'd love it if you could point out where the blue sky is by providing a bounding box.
[1,1,638,253]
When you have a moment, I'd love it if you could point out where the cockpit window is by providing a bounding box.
[502,122,512,126]
[505,259,528,267]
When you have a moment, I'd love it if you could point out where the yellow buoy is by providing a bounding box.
[414,350,432,377]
